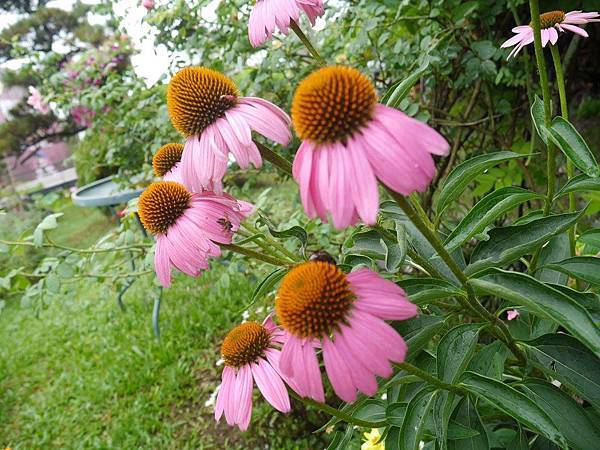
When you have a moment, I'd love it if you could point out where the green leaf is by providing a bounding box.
[556,174,600,198]
[384,221,407,273]
[436,152,527,216]
[520,379,600,450]
[33,213,64,247]
[536,234,570,285]
[524,333,600,410]
[45,274,60,294]
[466,211,583,275]
[326,424,354,450]
[468,341,510,380]
[432,391,455,450]
[255,213,307,251]
[531,95,549,144]
[398,278,463,305]
[384,427,402,450]
[437,324,481,384]
[444,187,542,251]
[352,399,386,422]
[398,387,437,450]
[547,117,600,178]
[447,420,481,439]
[548,283,600,317]
[447,397,489,450]
[383,61,429,108]
[470,269,600,355]
[539,256,600,286]
[578,228,600,248]
[240,268,287,313]
[394,315,445,360]
[459,372,567,448]
[507,427,529,450]
[386,402,408,427]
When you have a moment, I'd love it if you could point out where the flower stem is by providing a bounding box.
[550,44,576,256]
[386,188,527,364]
[255,140,293,176]
[395,362,466,394]
[528,0,556,216]
[220,243,290,267]
[0,239,151,254]
[289,20,326,66]
[289,391,387,429]
[241,222,302,262]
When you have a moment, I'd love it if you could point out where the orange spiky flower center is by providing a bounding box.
[137,181,190,235]
[275,261,355,338]
[153,143,184,177]
[167,66,239,137]
[291,66,377,144]
[533,11,565,28]
[221,322,271,367]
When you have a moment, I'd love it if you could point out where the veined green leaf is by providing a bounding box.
[539,256,600,286]
[578,228,600,248]
[520,379,600,450]
[398,387,437,450]
[459,372,567,448]
[524,333,600,410]
[470,269,600,355]
[394,315,445,360]
[531,95,549,144]
[556,174,600,198]
[444,187,542,252]
[548,116,600,178]
[466,210,583,275]
[398,278,464,304]
[386,402,408,427]
[437,324,481,384]
[447,397,489,450]
[436,152,527,216]
[536,234,570,285]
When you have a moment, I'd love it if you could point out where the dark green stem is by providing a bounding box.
[289,20,326,66]
[290,391,386,428]
[528,0,556,215]
[550,44,576,256]
[255,140,293,176]
[396,362,466,394]
[221,243,290,266]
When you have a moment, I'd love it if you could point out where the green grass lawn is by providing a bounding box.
[0,183,329,449]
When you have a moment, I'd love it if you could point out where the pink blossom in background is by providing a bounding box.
[501,10,599,59]
[276,262,418,403]
[507,309,520,321]
[142,0,154,10]
[248,0,324,47]
[27,86,50,114]
[215,315,295,431]
[71,106,95,128]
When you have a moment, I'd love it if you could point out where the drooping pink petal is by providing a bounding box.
[251,358,291,413]
[154,236,172,287]
[215,366,236,424]
[346,138,379,225]
[322,335,357,403]
[234,365,254,431]
[548,27,559,45]
[560,23,589,37]
[541,28,550,47]
[331,329,378,397]
[337,324,393,379]
[350,310,408,363]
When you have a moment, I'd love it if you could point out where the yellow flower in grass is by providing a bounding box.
[362,428,384,450]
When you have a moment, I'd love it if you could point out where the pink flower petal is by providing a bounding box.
[322,335,357,403]
[234,365,254,431]
[251,358,291,412]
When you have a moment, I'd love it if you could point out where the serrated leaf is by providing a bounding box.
[436,152,528,216]
[444,187,542,251]
[524,333,600,410]
[531,95,549,144]
[398,278,464,304]
[520,379,600,450]
[459,372,567,448]
[556,174,600,197]
[539,256,600,286]
[470,269,600,355]
[437,324,481,384]
[547,117,600,177]
[466,210,584,275]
